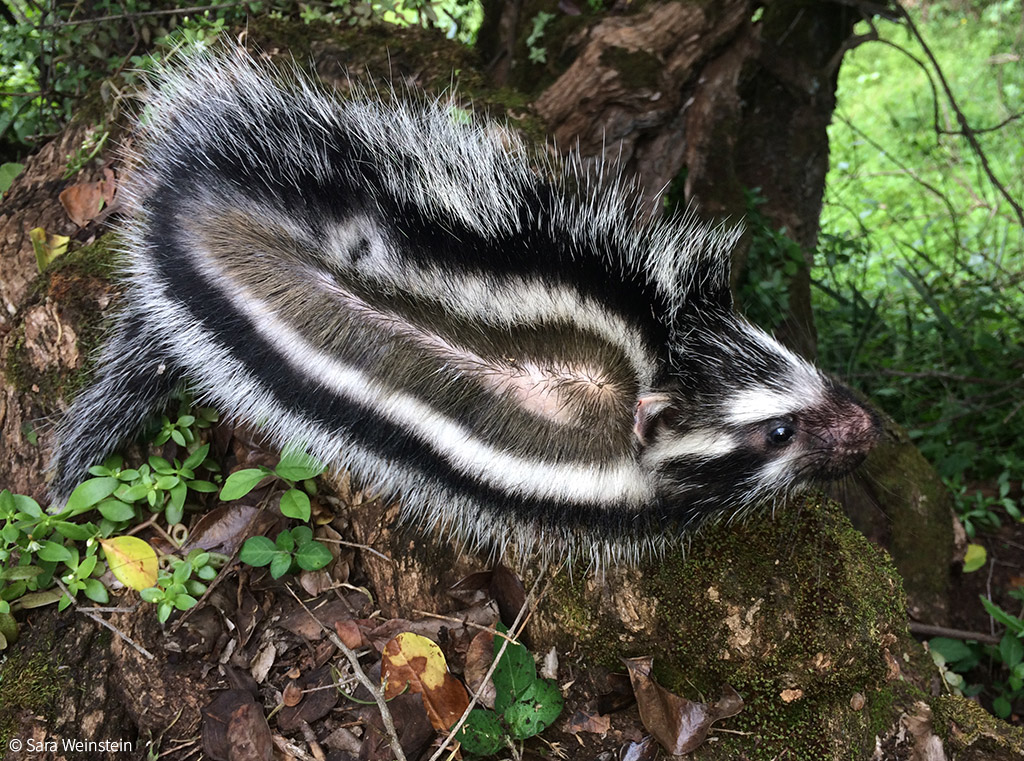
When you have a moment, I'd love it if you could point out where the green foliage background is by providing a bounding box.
[817,1,1023,485]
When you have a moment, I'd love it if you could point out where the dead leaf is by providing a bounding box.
[491,563,527,629]
[282,682,303,707]
[623,656,743,755]
[184,505,263,555]
[381,632,470,731]
[565,708,611,735]
[464,630,497,708]
[59,181,106,227]
[335,618,369,649]
[620,735,658,761]
[202,690,272,761]
[276,665,339,731]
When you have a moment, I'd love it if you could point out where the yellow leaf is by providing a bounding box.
[963,543,986,573]
[101,536,159,590]
[29,227,70,272]
[381,632,470,731]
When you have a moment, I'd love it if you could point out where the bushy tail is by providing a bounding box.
[48,310,181,502]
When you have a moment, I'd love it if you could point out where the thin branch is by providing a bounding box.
[50,2,246,27]
[288,586,407,761]
[895,3,1024,226]
[53,577,155,660]
[909,621,1001,646]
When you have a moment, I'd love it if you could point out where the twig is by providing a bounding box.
[427,559,558,761]
[49,2,247,27]
[287,586,408,761]
[908,621,1001,646]
[53,577,155,660]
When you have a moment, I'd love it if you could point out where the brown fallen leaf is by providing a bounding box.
[565,708,611,736]
[201,690,272,761]
[463,629,497,708]
[623,656,743,755]
[381,632,470,731]
[59,181,106,227]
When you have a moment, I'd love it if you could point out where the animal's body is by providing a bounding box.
[50,52,880,564]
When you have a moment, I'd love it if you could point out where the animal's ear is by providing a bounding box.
[634,392,673,445]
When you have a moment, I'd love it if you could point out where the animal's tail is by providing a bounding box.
[48,310,181,502]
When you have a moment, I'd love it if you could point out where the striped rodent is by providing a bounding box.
[49,51,880,565]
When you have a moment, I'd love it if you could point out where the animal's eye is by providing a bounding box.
[766,420,796,446]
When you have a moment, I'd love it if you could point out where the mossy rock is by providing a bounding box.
[536,497,911,759]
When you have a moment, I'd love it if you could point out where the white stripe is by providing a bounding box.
[724,388,804,426]
[160,250,654,508]
[646,430,736,463]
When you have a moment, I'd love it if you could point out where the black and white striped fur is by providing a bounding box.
[49,51,879,565]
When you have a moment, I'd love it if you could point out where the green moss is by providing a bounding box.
[4,235,121,405]
[546,498,909,759]
[0,642,62,745]
[598,47,661,92]
[932,694,1024,754]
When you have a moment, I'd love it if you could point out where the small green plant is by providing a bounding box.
[220,447,327,522]
[947,466,1021,539]
[239,526,334,580]
[225,448,335,577]
[455,624,563,756]
[140,549,223,623]
[526,11,556,64]
[930,591,1024,719]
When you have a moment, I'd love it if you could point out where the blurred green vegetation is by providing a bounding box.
[0,0,480,162]
[815,1,1023,490]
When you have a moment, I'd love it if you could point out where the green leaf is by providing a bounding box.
[992,695,1012,719]
[173,560,192,584]
[275,448,325,481]
[454,710,506,756]
[963,543,986,572]
[0,490,14,517]
[0,162,25,194]
[269,552,293,579]
[139,587,162,603]
[492,627,538,712]
[239,536,277,567]
[295,541,333,571]
[980,596,1024,634]
[82,578,109,604]
[279,488,311,521]
[188,480,218,493]
[54,521,96,541]
[290,525,313,545]
[173,594,199,611]
[118,482,152,503]
[220,468,270,501]
[182,443,210,470]
[276,530,296,553]
[1000,633,1024,670]
[65,477,119,515]
[13,493,43,518]
[504,678,563,740]
[928,637,975,664]
[98,499,136,522]
[77,554,98,578]
[37,540,73,563]
[0,565,43,581]
[154,475,180,490]
[167,482,187,524]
